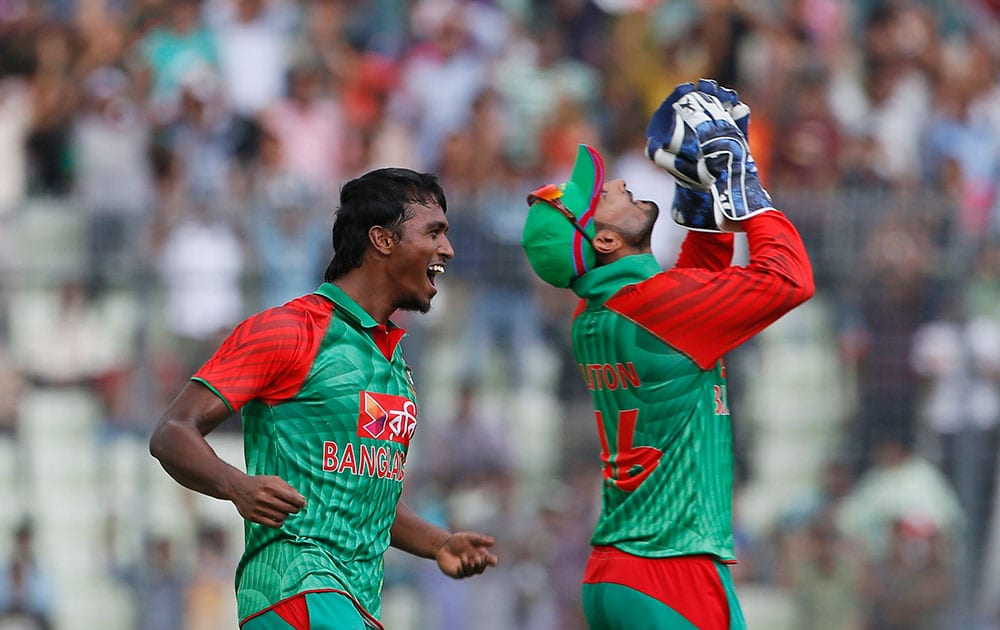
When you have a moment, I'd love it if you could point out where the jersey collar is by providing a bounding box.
[571,253,661,302]
[315,283,407,360]
[314,283,405,332]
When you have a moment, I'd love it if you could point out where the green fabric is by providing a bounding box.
[582,583,698,629]
[521,144,601,287]
[236,283,413,624]
[715,562,747,629]
[571,254,736,560]
[241,591,376,630]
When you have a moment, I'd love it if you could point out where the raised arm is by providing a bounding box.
[673,230,735,271]
[608,210,813,369]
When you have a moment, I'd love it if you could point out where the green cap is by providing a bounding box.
[521,144,606,288]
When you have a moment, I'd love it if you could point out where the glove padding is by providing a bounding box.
[672,88,773,222]
[646,82,711,190]
[645,79,751,191]
[646,79,766,230]
[670,186,721,232]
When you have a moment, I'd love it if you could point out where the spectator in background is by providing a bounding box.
[259,61,353,194]
[863,516,954,630]
[856,5,936,191]
[71,66,156,288]
[492,22,600,168]
[0,71,32,215]
[107,533,187,630]
[0,345,22,439]
[248,173,328,309]
[292,0,355,73]
[9,278,134,388]
[910,242,1000,605]
[0,520,55,629]
[838,209,941,473]
[922,44,1000,248]
[136,0,218,124]
[785,517,866,630]
[388,0,489,170]
[407,382,517,630]
[153,64,239,210]
[768,69,841,192]
[185,525,238,630]
[206,0,299,162]
[26,22,77,196]
[437,127,549,395]
[155,200,245,375]
[417,381,512,493]
[836,437,963,566]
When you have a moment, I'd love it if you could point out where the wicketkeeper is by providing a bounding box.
[520,80,815,629]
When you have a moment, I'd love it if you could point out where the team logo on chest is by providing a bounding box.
[358,391,418,447]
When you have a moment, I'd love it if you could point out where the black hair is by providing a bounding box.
[324,168,447,282]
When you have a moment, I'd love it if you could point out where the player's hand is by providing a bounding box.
[228,474,306,528]
[646,79,765,231]
[669,186,724,232]
[645,79,750,190]
[672,85,773,223]
[647,81,721,231]
[694,78,750,137]
[646,81,713,190]
[435,532,499,578]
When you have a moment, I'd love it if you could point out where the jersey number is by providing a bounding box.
[595,409,663,493]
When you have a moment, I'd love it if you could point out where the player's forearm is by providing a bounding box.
[149,418,246,501]
[674,230,735,271]
[389,501,451,559]
[744,210,815,304]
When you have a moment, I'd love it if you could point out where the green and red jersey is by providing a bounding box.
[193,283,417,628]
[570,211,813,561]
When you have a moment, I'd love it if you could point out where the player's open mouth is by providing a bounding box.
[427,263,445,286]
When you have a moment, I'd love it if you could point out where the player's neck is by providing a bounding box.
[332,270,395,325]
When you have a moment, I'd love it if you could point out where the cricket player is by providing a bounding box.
[150,168,498,629]
[521,81,814,628]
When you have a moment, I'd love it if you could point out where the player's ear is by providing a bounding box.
[369,226,396,255]
[592,228,621,256]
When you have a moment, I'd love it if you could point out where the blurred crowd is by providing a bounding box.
[1,0,1000,628]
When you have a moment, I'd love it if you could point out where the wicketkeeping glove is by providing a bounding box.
[672,87,773,222]
[646,79,758,231]
[646,82,719,231]
[645,82,712,190]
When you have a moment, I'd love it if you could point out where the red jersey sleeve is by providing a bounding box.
[673,230,735,271]
[606,211,814,369]
[193,294,334,412]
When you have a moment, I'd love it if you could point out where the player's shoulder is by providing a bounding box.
[278,292,337,319]
[235,293,336,340]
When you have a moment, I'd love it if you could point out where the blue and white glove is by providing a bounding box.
[646,79,757,231]
[672,86,773,223]
[645,82,712,190]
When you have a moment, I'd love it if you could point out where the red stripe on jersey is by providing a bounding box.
[583,546,731,630]
[605,212,813,369]
[572,298,587,320]
[194,294,334,411]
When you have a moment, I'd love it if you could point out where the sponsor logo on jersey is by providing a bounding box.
[322,441,406,481]
[357,391,417,448]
